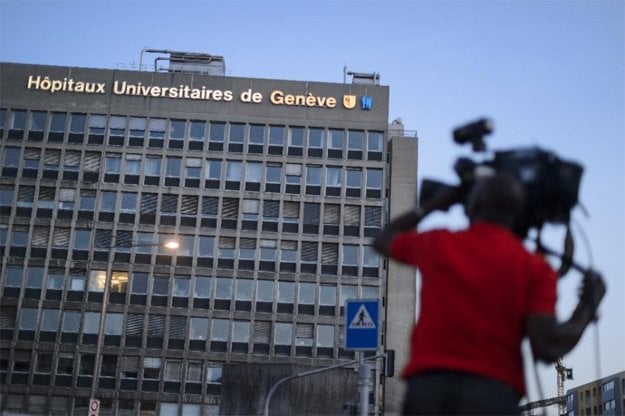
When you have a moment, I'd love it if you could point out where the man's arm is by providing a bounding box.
[526,271,606,363]
[372,186,461,256]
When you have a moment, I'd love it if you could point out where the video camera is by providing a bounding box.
[419,118,585,273]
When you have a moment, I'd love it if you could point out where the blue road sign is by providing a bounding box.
[344,299,379,350]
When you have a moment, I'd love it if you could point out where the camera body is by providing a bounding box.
[420,119,584,238]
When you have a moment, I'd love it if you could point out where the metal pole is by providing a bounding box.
[358,352,371,416]
[89,238,115,404]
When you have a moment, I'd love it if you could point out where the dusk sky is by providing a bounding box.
[1,0,623,410]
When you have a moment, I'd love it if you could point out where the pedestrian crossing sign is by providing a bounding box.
[344,299,379,350]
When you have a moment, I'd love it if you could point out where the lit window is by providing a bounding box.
[88,270,106,292]
[110,271,128,293]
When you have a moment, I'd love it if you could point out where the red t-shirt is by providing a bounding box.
[390,221,557,395]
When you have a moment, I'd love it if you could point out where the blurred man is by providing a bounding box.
[374,173,605,415]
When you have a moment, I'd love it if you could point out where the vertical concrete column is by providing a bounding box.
[383,136,418,416]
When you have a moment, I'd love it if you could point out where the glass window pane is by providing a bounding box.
[211,319,228,341]
[274,322,292,345]
[299,283,315,304]
[226,161,241,181]
[41,309,60,332]
[19,308,38,330]
[105,313,123,335]
[278,282,294,303]
[257,280,274,302]
[232,321,250,343]
[194,276,211,298]
[215,278,232,299]
[317,325,334,347]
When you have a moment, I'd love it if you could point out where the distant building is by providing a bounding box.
[0,58,417,415]
[565,370,625,416]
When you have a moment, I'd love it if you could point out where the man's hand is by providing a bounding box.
[526,270,607,362]
[579,270,606,321]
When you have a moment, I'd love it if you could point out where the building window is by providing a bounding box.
[268,125,285,154]
[307,127,324,157]
[265,164,282,193]
[275,322,293,346]
[347,130,364,159]
[48,112,66,141]
[245,162,262,191]
[323,204,340,236]
[363,246,380,277]
[168,119,185,148]
[248,124,264,153]
[232,321,250,352]
[346,168,362,198]
[209,121,225,150]
[68,113,86,142]
[298,283,315,315]
[129,117,146,146]
[366,168,383,198]
[210,319,229,350]
[107,116,126,146]
[185,158,202,187]
[288,126,304,150]
[228,122,245,152]
[144,157,161,185]
[147,118,166,146]
[317,325,335,348]
[87,114,106,144]
[189,120,206,145]
[282,201,299,233]
[285,164,302,193]
[319,285,336,316]
[327,129,344,158]
[367,131,384,160]
[226,161,242,189]
[325,167,342,196]
[342,244,359,276]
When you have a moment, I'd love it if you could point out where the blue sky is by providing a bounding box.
[1,0,623,408]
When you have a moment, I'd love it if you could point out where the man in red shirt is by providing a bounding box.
[374,173,605,415]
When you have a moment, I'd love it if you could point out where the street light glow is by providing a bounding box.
[163,240,180,250]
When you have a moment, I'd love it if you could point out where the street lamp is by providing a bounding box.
[89,239,179,407]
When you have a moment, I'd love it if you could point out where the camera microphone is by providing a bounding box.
[453,118,493,151]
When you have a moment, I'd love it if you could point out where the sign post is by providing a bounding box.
[344,299,380,416]
[88,399,100,416]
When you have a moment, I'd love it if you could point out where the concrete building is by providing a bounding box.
[565,371,625,416]
[0,57,417,415]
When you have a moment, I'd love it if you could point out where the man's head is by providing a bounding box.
[464,173,526,230]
